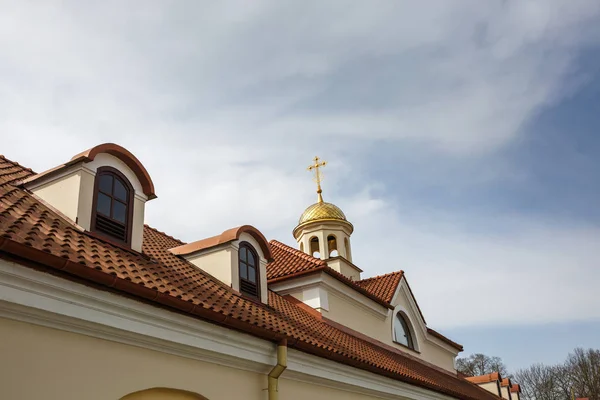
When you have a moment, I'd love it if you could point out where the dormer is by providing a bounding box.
[20,143,156,252]
[465,372,503,397]
[500,378,513,400]
[510,384,522,400]
[169,225,272,304]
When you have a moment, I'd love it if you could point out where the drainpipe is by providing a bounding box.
[268,339,288,400]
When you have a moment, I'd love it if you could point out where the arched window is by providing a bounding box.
[239,242,259,298]
[394,313,415,349]
[327,235,338,257]
[91,166,134,245]
[310,236,320,258]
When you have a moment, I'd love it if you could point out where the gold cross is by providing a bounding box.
[307,156,327,203]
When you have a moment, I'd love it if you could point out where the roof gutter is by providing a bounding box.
[267,339,287,400]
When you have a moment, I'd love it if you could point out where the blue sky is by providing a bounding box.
[1,1,599,372]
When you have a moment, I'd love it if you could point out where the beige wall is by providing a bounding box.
[321,283,456,372]
[276,274,457,373]
[477,381,500,396]
[0,317,388,400]
[31,168,82,222]
[322,290,389,341]
[186,246,235,287]
[501,386,512,400]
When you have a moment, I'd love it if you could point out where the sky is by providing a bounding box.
[1,1,599,372]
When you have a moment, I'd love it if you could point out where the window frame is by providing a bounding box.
[90,166,135,246]
[393,312,416,350]
[238,241,260,299]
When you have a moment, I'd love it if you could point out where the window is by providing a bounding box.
[239,242,260,298]
[91,167,133,245]
[394,313,415,349]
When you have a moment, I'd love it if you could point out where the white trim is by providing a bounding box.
[0,258,454,400]
[392,304,421,352]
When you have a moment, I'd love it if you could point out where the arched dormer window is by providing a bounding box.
[238,242,260,298]
[91,166,134,245]
[394,312,415,350]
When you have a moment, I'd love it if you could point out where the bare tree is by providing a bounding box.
[515,363,562,400]
[566,348,600,400]
[457,353,509,377]
[514,348,600,400]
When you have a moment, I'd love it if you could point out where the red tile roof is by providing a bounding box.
[356,271,404,303]
[267,239,326,280]
[268,241,463,351]
[465,372,502,384]
[510,384,521,393]
[501,378,512,387]
[268,240,394,309]
[0,153,500,400]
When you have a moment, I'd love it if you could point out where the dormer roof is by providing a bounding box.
[20,143,156,199]
[170,225,272,261]
[501,378,512,387]
[465,372,502,384]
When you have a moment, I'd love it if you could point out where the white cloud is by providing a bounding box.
[1,1,599,329]
[343,192,600,328]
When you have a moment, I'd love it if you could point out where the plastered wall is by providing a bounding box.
[322,286,457,372]
[0,317,389,400]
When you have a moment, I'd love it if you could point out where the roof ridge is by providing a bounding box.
[143,224,187,245]
[358,269,404,283]
[269,239,326,266]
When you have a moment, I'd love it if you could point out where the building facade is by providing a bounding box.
[0,144,513,400]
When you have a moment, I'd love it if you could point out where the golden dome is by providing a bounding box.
[295,155,353,236]
[298,201,348,225]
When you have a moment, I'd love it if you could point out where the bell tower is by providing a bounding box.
[294,157,354,263]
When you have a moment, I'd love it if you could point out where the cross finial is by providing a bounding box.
[307,156,327,203]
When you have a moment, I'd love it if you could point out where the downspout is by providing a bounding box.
[268,339,288,400]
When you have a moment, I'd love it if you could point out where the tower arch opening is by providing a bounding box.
[310,236,320,258]
[328,234,338,257]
